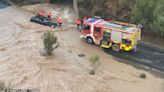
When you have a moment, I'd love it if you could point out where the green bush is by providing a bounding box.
[133,0,164,37]
[89,55,100,75]
[0,81,12,89]
[139,73,146,79]
[42,31,57,55]
[49,0,56,3]
[0,81,5,89]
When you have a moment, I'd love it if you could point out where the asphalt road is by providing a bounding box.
[0,0,10,9]
[104,43,164,73]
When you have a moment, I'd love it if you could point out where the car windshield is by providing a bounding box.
[43,19,49,22]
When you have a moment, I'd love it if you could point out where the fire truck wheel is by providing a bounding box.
[100,40,102,45]
[86,37,93,44]
[112,44,120,52]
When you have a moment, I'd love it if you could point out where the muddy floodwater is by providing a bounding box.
[0,3,163,92]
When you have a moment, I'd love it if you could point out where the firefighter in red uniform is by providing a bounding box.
[75,19,81,30]
[83,16,87,23]
[37,10,45,16]
[80,16,87,28]
[57,17,63,27]
[47,12,52,20]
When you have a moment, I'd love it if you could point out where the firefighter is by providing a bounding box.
[80,16,86,25]
[47,12,52,20]
[37,11,41,16]
[83,16,87,23]
[41,10,45,16]
[37,10,45,17]
[57,17,63,27]
[75,19,81,30]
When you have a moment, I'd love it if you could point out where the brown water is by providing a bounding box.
[0,4,163,92]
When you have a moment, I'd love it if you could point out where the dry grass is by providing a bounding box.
[0,81,12,89]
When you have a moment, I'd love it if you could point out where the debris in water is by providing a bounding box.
[78,53,85,57]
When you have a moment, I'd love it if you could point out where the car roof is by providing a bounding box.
[34,15,48,20]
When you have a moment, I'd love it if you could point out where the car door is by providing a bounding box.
[102,30,111,45]
[39,18,45,24]
[34,17,40,23]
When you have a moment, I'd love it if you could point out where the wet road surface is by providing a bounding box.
[104,43,164,73]
[0,0,10,9]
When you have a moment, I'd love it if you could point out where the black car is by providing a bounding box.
[30,15,58,28]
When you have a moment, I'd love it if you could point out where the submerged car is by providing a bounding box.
[30,15,58,28]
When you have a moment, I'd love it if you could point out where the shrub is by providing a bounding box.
[139,73,146,79]
[42,31,58,55]
[0,81,12,89]
[0,81,5,89]
[89,55,100,75]
[133,0,164,37]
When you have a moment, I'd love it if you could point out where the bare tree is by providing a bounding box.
[73,0,79,18]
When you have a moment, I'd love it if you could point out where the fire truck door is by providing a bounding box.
[93,27,101,40]
[101,30,111,48]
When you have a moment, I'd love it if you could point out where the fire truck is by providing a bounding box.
[80,18,142,52]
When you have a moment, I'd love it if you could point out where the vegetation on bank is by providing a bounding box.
[133,0,164,37]
[10,0,164,37]
[42,31,58,56]
[89,55,100,75]
[77,0,164,37]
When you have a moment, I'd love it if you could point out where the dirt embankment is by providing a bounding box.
[77,0,133,20]
[0,4,163,92]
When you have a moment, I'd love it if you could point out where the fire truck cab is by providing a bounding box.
[81,18,142,52]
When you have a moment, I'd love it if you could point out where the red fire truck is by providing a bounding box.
[80,18,142,52]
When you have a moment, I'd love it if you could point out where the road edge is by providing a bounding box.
[140,41,164,51]
[2,0,15,6]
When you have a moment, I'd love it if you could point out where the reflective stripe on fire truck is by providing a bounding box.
[112,21,136,27]
[101,43,112,48]
[90,19,103,33]
[138,29,141,41]
[120,44,132,51]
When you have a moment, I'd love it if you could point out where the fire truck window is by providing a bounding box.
[103,31,111,42]
[94,27,101,32]
[84,25,90,30]
[122,38,131,46]
[122,39,126,44]
[126,40,131,46]
[103,31,111,38]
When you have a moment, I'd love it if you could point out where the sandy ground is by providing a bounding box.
[0,4,164,92]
